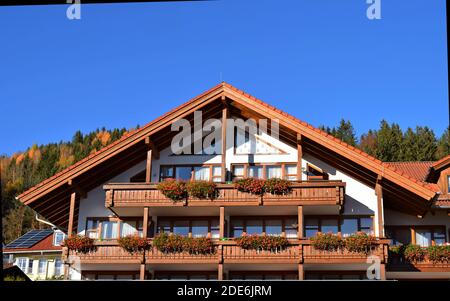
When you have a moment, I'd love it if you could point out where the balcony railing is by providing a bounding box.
[387,253,450,272]
[65,238,390,265]
[104,181,345,208]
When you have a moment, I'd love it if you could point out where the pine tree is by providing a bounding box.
[436,127,450,159]
[375,120,403,162]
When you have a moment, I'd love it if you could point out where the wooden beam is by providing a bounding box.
[145,136,159,159]
[218,263,223,281]
[143,207,149,239]
[219,206,225,238]
[67,192,76,238]
[298,263,304,280]
[375,176,384,238]
[146,148,152,183]
[297,133,303,181]
[221,99,228,182]
[140,264,146,280]
[297,205,303,239]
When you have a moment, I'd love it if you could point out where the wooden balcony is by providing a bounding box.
[104,181,345,208]
[302,240,389,264]
[387,255,450,272]
[221,241,301,264]
[65,238,389,266]
[64,241,144,264]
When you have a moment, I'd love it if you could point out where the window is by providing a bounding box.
[86,219,100,239]
[305,218,320,237]
[173,220,189,236]
[194,166,210,181]
[17,258,28,273]
[265,219,282,236]
[285,219,298,238]
[230,217,296,238]
[38,259,47,275]
[53,232,65,246]
[415,227,446,247]
[54,259,63,276]
[246,220,263,235]
[159,165,221,182]
[120,220,143,237]
[284,164,297,181]
[231,219,244,237]
[248,166,263,179]
[232,165,245,180]
[266,165,282,179]
[192,220,208,238]
[160,166,174,180]
[28,259,33,274]
[157,218,219,238]
[304,216,373,237]
[385,227,411,246]
[176,167,192,181]
[212,166,222,182]
[101,220,119,239]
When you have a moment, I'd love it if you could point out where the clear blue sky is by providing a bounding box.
[0,0,448,156]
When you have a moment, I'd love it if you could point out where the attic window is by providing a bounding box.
[306,164,328,181]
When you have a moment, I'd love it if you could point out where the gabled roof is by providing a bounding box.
[425,154,450,182]
[385,162,440,192]
[16,82,439,224]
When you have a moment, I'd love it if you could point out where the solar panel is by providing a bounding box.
[5,229,54,249]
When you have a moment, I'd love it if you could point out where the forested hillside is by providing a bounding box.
[1,120,449,244]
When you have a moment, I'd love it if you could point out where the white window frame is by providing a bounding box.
[38,259,47,275]
[53,231,65,246]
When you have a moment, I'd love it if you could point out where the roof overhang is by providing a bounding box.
[16,82,438,227]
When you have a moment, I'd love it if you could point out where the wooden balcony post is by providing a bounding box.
[297,205,303,239]
[298,264,304,280]
[218,263,224,281]
[219,206,225,238]
[297,134,302,181]
[145,142,153,183]
[375,176,384,238]
[379,263,386,280]
[221,97,228,182]
[140,263,146,280]
[143,207,149,238]
[68,192,76,238]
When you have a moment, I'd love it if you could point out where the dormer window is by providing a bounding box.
[53,231,65,246]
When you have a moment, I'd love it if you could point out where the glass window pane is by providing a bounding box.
[194,167,210,181]
[415,229,432,247]
[285,164,297,176]
[120,221,138,237]
[340,218,358,237]
[231,220,244,237]
[173,220,189,236]
[212,166,222,177]
[266,165,282,179]
[210,220,220,239]
[101,221,118,239]
[192,220,208,238]
[176,167,192,181]
[38,259,47,275]
[305,218,319,237]
[54,232,65,246]
[248,166,263,179]
[160,166,174,178]
[285,218,298,238]
[386,228,411,246]
[434,228,446,245]
[27,259,33,274]
[246,220,263,235]
[158,220,171,233]
[321,218,338,234]
[233,166,244,177]
[265,220,282,236]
